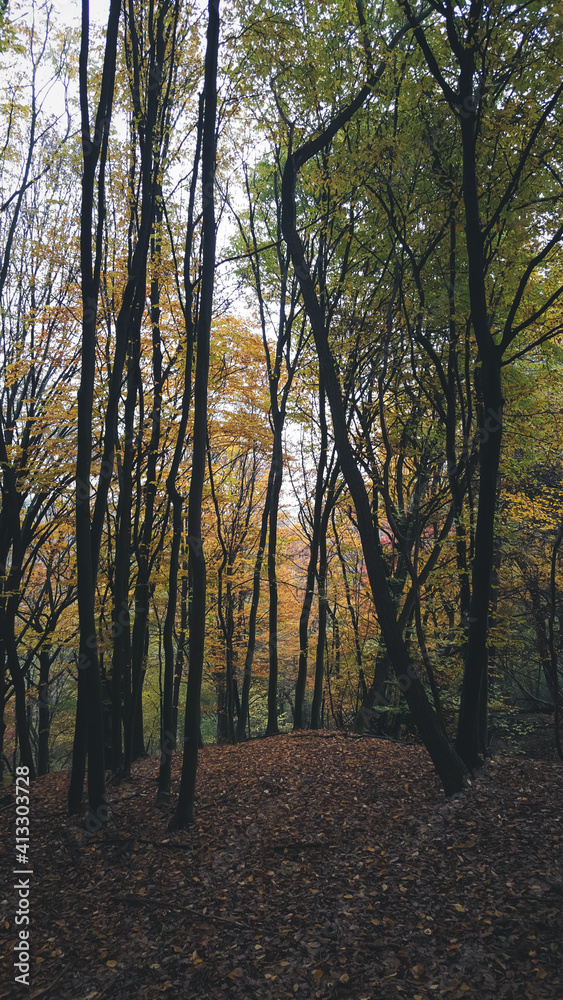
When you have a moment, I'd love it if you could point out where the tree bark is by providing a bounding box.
[454,71,503,770]
[128,198,166,774]
[69,0,121,822]
[37,649,51,776]
[310,522,328,731]
[236,473,273,741]
[172,0,219,829]
[156,94,203,803]
[282,145,469,794]
[265,423,283,737]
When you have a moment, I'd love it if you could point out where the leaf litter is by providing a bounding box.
[0,732,561,1000]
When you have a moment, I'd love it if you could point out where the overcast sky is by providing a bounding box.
[51,0,109,30]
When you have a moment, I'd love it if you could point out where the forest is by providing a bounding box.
[1,1,563,997]
[1,0,563,822]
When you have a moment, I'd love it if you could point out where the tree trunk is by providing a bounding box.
[7,632,36,778]
[353,648,392,734]
[111,348,137,774]
[310,527,328,731]
[455,99,503,770]
[332,511,363,699]
[172,551,189,738]
[156,95,203,803]
[294,549,318,731]
[127,196,166,775]
[157,488,183,802]
[172,0,219,829]
[294,382,337,730]
[37,649,51,776]
[282,146,469,795]
[236,473,272,741]
[265,423,283,737]
[68,0,121,822]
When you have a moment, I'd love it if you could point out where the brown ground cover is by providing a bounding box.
[1,731,562,1000]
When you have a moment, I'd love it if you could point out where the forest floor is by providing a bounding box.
[0,723,562,1000]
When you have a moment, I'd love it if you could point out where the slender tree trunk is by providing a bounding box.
[156,95,203,802]
[157,490,183,802]
[310,526,328,731]
[236,154,305,740]
[401,0,510,773]
[294,384,337,729]
[225,572,237,742]
[455,102,503,770]
[172,547,189,738]
[332,511,363,689]
[111,348,137,773]
[127,201,166,774]
[236,474,272,741]
[294,549,318,730]
[207,449,237,744]
[172,0,219,829]
[282,146,469,794]
[481,534,501,754]
[309,423,337,731]
[265,424,283,737]
[7,632,36,778]
[37,649,51,776]
[354,648,392,734]
[68,0,121,822]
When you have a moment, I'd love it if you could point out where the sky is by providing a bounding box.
[50,0,109,30]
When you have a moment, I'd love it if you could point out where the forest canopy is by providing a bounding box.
[0,0,562,827]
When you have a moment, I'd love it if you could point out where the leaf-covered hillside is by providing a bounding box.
[1,733,561,999]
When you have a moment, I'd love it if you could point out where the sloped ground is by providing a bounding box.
[1,732,562,1000]
[488,711,561,761]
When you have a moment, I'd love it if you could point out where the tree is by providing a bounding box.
[227,156,310,739]
[0,0,76,780]
[206,320,271,742]
[292,381,341,730]
[69,0,183,822]
[399,0,563,768]
[68,0,121,824]
[172,0,220,829]
[278,5,471,793]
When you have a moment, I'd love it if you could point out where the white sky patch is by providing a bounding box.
[50,0,109,30]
